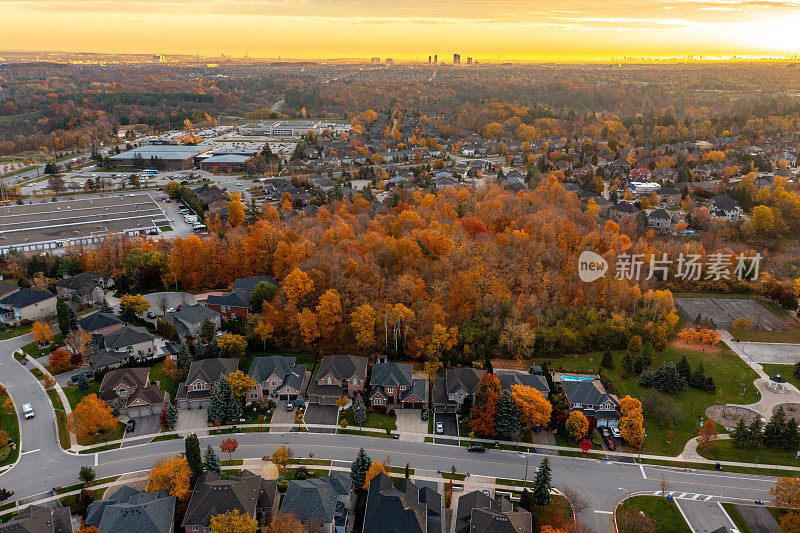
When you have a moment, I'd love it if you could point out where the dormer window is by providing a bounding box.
[327,377,332,385]
[118,389,127,397]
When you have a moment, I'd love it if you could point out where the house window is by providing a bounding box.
[387,387,394,394]
[375,398,382,406]
[192,382,204,391]
[250,393,257,399]
[192,527,199,532]
[118,389,127,397]
[272,380,277,387]
[353,378,358,385]
[327,377,332,385]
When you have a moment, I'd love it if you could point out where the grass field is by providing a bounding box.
[616,496,691,533]
[149,362,177,399]
[63,381,100,409]
[697,439,800,467]
[340,408,397,431]
[730,329,800,343]
[761,364,800,389]
[47,389,71,449]
[550,346,760,456]
[722,503,754,533]
[0,390,19,468]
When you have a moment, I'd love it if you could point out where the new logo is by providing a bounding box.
[578,250,608,282]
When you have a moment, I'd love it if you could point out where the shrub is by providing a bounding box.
[277,480,289,493]
[387,409,396,417]
[0,445,10,462]
[377,405,387,415]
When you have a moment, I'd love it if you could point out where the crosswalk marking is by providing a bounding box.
[651,491,718,502]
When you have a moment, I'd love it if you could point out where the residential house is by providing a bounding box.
[657,186,682,206]
[165,305,220,340]
[0,503,72,533]
[232,275,278,296]
[175,358,238,409]
[648,208,674,231]
[495,370,549,398]
[85,486,175,533]
[99,367,169,418]
[607,202,640,223]
[279,472,351,533]
[368,361,427,409]
[247,355,308,402]
[306,354,368,405]
[363,473,442,533]
[205,290,251,321]
[455,491,532,533]
[708,194,743,222]
[89,326,160,372]
[560,378,620,427]
[182,470,278,533]
[0,288,57,324]
[0,281,19,300]
[79,312,123,337]
[55,271,111,306]
[432,368,485,413]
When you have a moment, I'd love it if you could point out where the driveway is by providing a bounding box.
[732,503,781,533]
[142,292,197,314]
[395,409,428,442]
[120,415,161,448]
[176,407,208,436]
[675,499,738,533]
[303,404,339,434]
[434,412,459,445]
[270,400,297,430]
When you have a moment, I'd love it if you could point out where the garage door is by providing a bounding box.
[403,402,421,409]
[128,406,150,417]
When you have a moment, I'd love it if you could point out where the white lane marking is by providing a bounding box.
[674,499,697,533]
[594,510,613,514]
[679,492,688,498]
[691,494,701,500]
[704,495,713,501]
[640,463,647,479]
[94,453,98,467]
[20,449,40,455]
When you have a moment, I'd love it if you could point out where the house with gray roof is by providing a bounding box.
[306,354,368,405]
[56,271,111,306]
[708,194,743,222]
[247,355,308,402]
[89,326,160,372]
[79,312,123,337]
[647,208,674,231]
[183,470,278,533]
[279,472,350,533]
[0,288,57,324]
[561,379,620,427]
[369,362,427,409]
[205,290,251,321]
[363,473,442,533]
[85,486,175,533]
[232,275,278,296]
[495,370,549,398]
[99,367,169,418]
[455,490,531,533]
[433,368,485,413]
[0,502,72,533]
[165,304,220,340]
[175,358,238,409]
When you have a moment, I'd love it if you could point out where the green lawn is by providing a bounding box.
[20,335,64,360]
[761,364,800,389]
[551,346,760,456]
[616,496,691,533]
[149,362,177,399]
[0,391,19,468]
[722,503,754,533]
[63,381,100,409]
[697,439,800,467]
[0,324,32,341]
[47,389,71,449]
[77,422,125,447]
[730,329,800,343]
[158,225,173,232]
[340,408,397,431]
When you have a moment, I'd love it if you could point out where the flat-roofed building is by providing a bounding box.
[109,144,211,170]
[0,194,167,254]
[238,120,350,137]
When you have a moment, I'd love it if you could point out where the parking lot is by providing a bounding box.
[434,412,459,445]
[734,341,800,364]
[303,404,339,433]
[675,297,785,331]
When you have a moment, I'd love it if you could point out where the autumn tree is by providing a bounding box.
[316,289,342,349]
[120,294,150,320]
[297,307,319,350]
[220,437,238,460]
[751,205,775,233]
[226,370,256,401]
[470,373,501,437]
[32,321,52,346]
[565,411,589,442]
[48,348,73,374]
[351,303,377,353]
[512,384,552,429]
[147,455,192,502]
[363,461,388,489]
[283,267,314,310]
[217,334,246,359]
[698,420,719,451]
[68,394,118,442]
[618,395,645,448]
[267,512,305,533]
[254,317,274,349]
[772,477,800,533]
[271,445,294,472]
[226,193,245,229]
[732,318,752,340]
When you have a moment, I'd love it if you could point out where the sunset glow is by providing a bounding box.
[2,0,799,61]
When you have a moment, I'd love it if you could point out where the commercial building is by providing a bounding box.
[0,194,168,254]
[109,144,211,170]
[237,120,350,137]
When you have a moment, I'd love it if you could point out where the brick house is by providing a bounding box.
[306,354,368,405]
[368,362,427,409]
[99,367,169,418]
[205,290,251,320]
[175,358,238,409]
[247,355,308,402]
[560,378,620,427]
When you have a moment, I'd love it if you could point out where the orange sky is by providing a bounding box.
[1,0,799,60]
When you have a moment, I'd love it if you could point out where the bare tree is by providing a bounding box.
[156,295,169,317]
[659,472,670,498]
[562,487,589,519]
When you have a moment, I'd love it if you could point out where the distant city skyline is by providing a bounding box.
[1,0,799,61]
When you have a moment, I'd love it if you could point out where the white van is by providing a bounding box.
[22,403,34,419]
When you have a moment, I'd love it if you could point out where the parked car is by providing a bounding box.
[435,422,444,434]
[286,402,294,411]
[421,410,429,421]
[125,419,136,432]
[146,311,157,319]
[22,403,34,419]
[610,426,621,438]
[468,445,486,453]
[605,436,615,451]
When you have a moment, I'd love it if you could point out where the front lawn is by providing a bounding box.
[20,335,64,361]
[339,408,397,431]
[77,421,125,447]
[0,323,33,341]
[149,362,177,398]
[0,390,19,468]
[63,381,100,409]
[550,346,760,456]
[615,495,691,533]
[697,439,800,467]
[528,494,574,532]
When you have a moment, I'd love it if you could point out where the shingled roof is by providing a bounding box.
[79,312,122,333]
[0,288,54,308]
[86,486,175,533]
[182,470,263,529]
[317,354,368,381]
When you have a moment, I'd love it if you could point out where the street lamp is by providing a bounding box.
[519,451,530,488]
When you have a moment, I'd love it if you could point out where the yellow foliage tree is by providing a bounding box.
[147,455,192,502]
[511,384,552,428]
[120,294,150,317]
[68,394,118,443]
[363,461,388,489]
[32,321,52,345]
[351,303,377,352]
[297,308,319,349]
[283,267,314,310]
[772,477,800,533]
[217,334,247,358]
[226,370,256,400]
[565,411,589,442]
[210,509,258,533]
[751,205,775,233]
[227,192,245,229]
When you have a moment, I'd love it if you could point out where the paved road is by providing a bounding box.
[676,499,738,532]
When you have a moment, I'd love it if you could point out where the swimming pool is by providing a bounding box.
[560,375,595,382]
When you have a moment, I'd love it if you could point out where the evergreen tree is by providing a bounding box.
[495,389,520,441]
[531,457,551,506]
[203,444,222,474]
[98,298,113,314]
[166,404,178,430]
[633,356,644,375]
[245,198,260,225]
[600,347,613,370]
[208,377,230,424]
[621,352,634,374]
[226,396,242,423]
[730,417,748,448]
[76,373,89,392]
[794,361,800,380]
[784,418,800,451]
[689,363,706,389]
[763,407,787,448]
[177,341,192,369]
[640,342,654,367]
[184,434,203,482]
[56,299,70,334]
[353,395,366,428]
[747,417,764,447]
[676,356,691,381]
[68,307,78,331]
[405,463,410,479]
[350,447,372,490]
[519,488,533,512]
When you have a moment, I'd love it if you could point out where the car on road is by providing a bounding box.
[421,410,429,421]
[610,426,621,438]
[468,445,486,453]
[146,311,157,319]
[125,419,136,433]
[22,404,34,419]
[435,421,444,434]
[286,402,294,411]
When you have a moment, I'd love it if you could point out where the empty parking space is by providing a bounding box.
[675,297,785,331]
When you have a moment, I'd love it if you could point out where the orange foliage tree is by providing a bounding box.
[470,373,501,437]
